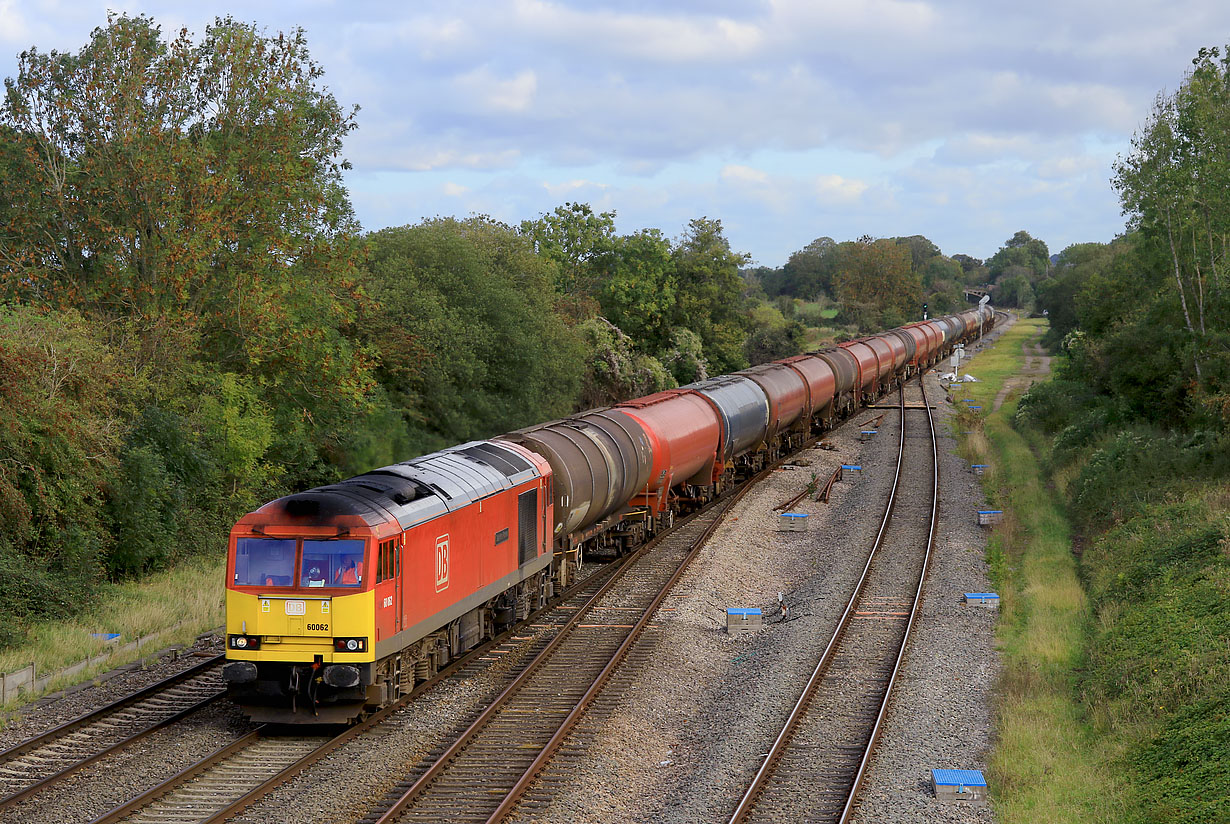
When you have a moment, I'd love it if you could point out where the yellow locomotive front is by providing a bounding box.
[223,520,382,723]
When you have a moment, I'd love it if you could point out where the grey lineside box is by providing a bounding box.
[964,592,1000,607]
[726,608,762,633]
[977,510,1004,526]
[777,512,808,532]
[932,769,988,805]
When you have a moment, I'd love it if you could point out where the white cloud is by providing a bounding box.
[542,179,607,197]
[452,66,537,113]
[442,182,469,196]
[815,174,869,203]
[721,164,769,184]
[0,1,29,43]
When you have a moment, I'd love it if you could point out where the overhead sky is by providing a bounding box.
[1,2,1225,265]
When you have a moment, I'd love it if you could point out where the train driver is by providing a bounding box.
[334,556,360,586]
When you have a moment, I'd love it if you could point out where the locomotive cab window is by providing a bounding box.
[376,539,397,583]
[234,538,296,587]
[301,539,366,588]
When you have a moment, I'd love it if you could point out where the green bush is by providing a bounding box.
[1128,690,1230,824]
[1069,428,1226,530]
[1015,379,1099,435]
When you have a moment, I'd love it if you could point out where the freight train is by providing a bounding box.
[223,306,994,722]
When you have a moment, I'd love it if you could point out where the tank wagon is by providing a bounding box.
[223,307,993,722]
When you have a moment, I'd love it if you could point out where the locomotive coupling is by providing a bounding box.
[222,661,258,683]
[322,664,361,688]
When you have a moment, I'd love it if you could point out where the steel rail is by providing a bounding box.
[369,501,721,824]
[85,557,632,824]
[837,375,938,822]
[0,656,225,811]
[0,653,222,763]
[87,730,264,824]
[485,462,777,823]
[727,379,926,823]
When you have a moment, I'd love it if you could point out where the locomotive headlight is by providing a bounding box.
[236,637,248,648]
[333,637,367,652]
[346,639,358,651]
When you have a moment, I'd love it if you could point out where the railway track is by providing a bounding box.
[728,376,939,824]
[0,654,225,811]
[366,493,748,824]
[84,560,628,824]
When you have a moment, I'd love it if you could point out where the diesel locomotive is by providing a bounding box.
[223,307,993,722]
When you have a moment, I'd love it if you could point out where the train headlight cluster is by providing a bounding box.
[333,637,367,652]
[228,634,261,650]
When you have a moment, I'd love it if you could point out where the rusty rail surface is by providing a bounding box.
[0,655,225,811]
[728,375,939,824]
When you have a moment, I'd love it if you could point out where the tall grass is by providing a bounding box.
[958,318,1129,822]
[0,556,224,703]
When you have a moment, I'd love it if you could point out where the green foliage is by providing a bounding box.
[776,236,839,299]
[1068,428,1226,531]
[576,317,674,407]
[1014,379,1100,436]
[671,217,752,374]
[743,302,806,365]
[1129,691,1230,824]
[519,201,616,300]
[1113,46,1230,421]
[1074,491,1230,824]
[597,228,677,353]
[659,327,708,386]
[832,238,921,331]
[0,306,123,631]
[196,373,280,501]
[0,15,374,487]
[106,407,213,575]
[363,217,584,449]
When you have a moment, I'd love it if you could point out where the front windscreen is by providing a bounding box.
[234,538,296,587]
[302,539,366,588]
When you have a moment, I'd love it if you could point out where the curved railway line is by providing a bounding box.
[365,484,755,824]
[78,436,801,824]
[728,376,939,823]
[0,655,225,812]
[82,560,625,824]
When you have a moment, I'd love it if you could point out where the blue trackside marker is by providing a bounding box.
[932,769,987,788]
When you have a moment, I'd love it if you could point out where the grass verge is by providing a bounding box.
[0,555,223,710]
[956,317,1129,822]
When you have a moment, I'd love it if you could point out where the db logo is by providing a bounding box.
[434,534,450,592]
